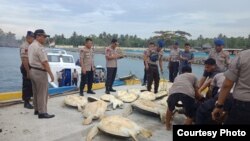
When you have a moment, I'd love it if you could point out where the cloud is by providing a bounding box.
[0,0,250,39]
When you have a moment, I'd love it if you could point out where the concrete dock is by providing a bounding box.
[0,85,185,141]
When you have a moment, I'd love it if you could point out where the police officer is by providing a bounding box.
[212,49,250,124]
[72,69,79,86]
[79,38,95,95]
[168,42,180,82]
[29,29,55,119]
[209,39,230,72]
[20,31,34,109]
[144,42,163,93]
[179,43,194,74]
[105,39,124,94]
[198,58,220,96]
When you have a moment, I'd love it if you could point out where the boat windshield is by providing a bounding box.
[48,55,60,62]
[48,55,74,63]
[62,56,74,63]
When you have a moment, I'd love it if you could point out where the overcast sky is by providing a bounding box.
[1,0,250,39]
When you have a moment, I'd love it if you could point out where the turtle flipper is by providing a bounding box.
[83,116,93,125]
[140,128,152,138]
[129,131,138,141]
[77,104,82,112]
[159,111,166,123]
[86,126,99,141]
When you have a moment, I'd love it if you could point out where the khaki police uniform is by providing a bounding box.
[209,49,230,72]
[169,48,180,82]
[167,73,199,118]
[20,41,33,102]
[223,49,250,124]
[145,47,163,93]
[79,47,94,95]
[28,40,49,114]
[105,46,118,91]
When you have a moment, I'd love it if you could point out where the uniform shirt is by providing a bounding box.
[105,46,118,68]
[211,73,225,88]
[20,41,29,58]
[209,49,230,72]
[224,49,250,101]
[179,51,194,67]
[169,48,180,62]
[145,47,163,65]
[79,47,94,71]
[169,73,199,98]
[203,70,219,79]
[28,40,48,69]
[72,71,78,79]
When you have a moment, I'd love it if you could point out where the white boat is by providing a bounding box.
[46,49,81,88]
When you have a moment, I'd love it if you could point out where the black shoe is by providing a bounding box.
[38,113,55,119]
[105,90,110,94]
[34,111,39,115]
[87,90,96,94]
[24,102,33,109]
[79,92,84,96]
[110,88,116,92]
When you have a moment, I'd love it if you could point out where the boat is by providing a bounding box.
[47,49,105,90]
[0,49,105,102]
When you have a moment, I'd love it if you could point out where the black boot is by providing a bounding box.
[110,88,116,92]
[87,90,96,94]
[105,86,110,94]
[34,111,39,115]
[24,101,33,109]
[38,113,55,119]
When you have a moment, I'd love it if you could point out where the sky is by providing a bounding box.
[1,0,250,39]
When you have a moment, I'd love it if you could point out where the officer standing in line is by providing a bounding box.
[20,31,34,109]
[208,39,230,72]
[144,42,163,93]
[29,29,55,119]
[212,49,250,124]
[168,42,180,82]
[105,39,124,94]
[79,38,96,95]
[179,43,194,74]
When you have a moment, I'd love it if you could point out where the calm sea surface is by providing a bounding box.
[0,47,204,92]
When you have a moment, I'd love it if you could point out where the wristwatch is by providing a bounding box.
[215,101,224,109]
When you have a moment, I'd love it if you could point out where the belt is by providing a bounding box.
[30,66,46,72]
[148,63,158,66]
[234,99,250,106]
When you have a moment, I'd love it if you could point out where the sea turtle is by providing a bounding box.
[156,96,168,107]
[117,90,138,103]
[64,95,88,111]
[100,94,124,109]
[124,99,167,123]
[155,91,168,99]
[128,88,141,95]
[82,99,108,125]
[86,115,152,141]
[100,94,115,102]
[139,91,156,101]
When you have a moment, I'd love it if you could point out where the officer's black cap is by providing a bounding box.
[34,29,50,38]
